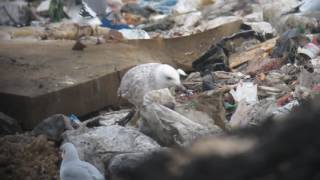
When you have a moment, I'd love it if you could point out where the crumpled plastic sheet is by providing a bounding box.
[118,29,151,39]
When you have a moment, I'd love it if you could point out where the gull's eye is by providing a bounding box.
[166,76,173,81]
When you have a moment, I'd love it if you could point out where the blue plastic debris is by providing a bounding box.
[69,114,81,123]
[100,17,131,30]
[68,114,81,128]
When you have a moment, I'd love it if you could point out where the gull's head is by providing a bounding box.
[156,64,187,90]
[107,0,123,13]
[60,142,79,161]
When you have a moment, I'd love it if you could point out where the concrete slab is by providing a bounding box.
[0,20,242,130]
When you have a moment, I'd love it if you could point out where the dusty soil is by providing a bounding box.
[0,134,60,180]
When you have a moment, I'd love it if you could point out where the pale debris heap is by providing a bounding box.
[117,63,187,126]
[60,143,105,180]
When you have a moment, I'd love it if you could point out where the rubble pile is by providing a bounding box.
[0,0,313,41]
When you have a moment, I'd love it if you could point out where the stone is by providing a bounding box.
[32,114,73,142]
[62,125,160,175]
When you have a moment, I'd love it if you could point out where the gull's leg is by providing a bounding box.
[95,25,102,45]
[72,24,86,51]
[115,109,136,126]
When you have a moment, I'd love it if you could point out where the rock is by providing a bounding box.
[140,89,222,146]
[63,125,160,175]
[32,114,73,142]
[0,0,31,26]
[0,112,22,135]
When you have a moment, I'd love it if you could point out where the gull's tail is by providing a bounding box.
[281,5,301,16]
[66,0,102,26]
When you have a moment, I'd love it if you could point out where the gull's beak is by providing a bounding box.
[59,151,64,159]
[60,149,64,159]
[177,69,187,76]
[177,83,187,92]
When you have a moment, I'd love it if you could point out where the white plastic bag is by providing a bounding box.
[118,29,150,40]
[230,82,258,103]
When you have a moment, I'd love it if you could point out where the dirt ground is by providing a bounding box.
[0,134,60,180]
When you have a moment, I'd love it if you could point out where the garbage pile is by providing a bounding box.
[0,0,310,42]
[1,0,320,179]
